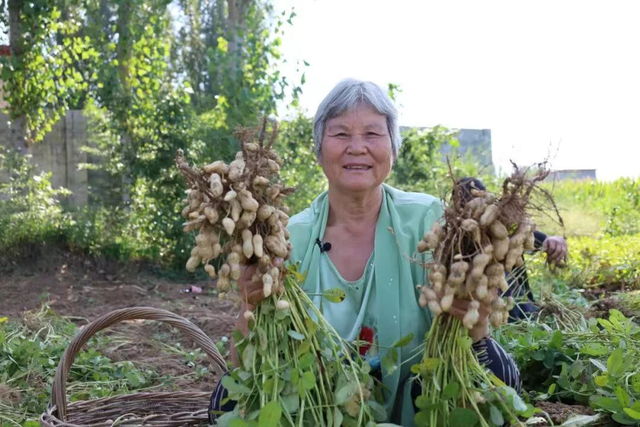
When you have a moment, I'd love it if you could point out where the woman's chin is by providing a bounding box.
[335,179,381,193]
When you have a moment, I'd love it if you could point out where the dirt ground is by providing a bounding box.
[0,249,238,392]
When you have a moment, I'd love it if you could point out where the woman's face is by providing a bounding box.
[320,104,393,194]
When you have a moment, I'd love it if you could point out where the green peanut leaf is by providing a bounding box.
[608,348,624,377]
[287,330,305,341]
[442,381,460,400]
[301,370,315,390]
[392,333,414,348]
[449,408,479,427]
[258,401,282,427]
[323,288,346,303]
[489,405,504,426]
[622,408,640,420]
[616,386,631,407]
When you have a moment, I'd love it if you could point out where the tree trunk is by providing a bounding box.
[116,0,134,205]
[8,0,27,154]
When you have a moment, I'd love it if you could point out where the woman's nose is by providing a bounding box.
[347,134,367,154]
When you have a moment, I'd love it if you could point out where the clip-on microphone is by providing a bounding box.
[315,238,332,253]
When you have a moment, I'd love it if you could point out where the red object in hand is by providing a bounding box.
[358,326,375,355]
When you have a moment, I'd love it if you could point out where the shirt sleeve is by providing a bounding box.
[472,337,522,392]
[533,230,547,250]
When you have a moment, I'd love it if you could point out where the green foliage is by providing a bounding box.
[0,148,72,262]
[275,114,326,215]
[537,178,640,237]
[528,234,640,292]
[0,1,98,143]
[495,309,640,425]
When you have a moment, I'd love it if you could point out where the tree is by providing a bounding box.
[0,0,97,150]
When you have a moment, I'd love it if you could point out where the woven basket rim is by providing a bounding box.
[40,307,228,427]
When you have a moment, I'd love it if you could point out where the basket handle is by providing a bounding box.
[50,306,229,421]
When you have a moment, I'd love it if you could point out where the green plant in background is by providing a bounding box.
[0,148,72,262]
[527,234,640,294]
[275,113,327,215]
[537,178,640,237]
[495,309,640,425]
[0,1,98,147]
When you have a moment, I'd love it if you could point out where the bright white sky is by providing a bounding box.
[273,0,640,180]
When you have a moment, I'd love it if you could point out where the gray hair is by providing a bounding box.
[313,79,402,160]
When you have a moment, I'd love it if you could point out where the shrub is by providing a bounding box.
[0,148,72,262]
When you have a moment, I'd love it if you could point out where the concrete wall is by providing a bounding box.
[402,126,495,171]
[0,111,88,206]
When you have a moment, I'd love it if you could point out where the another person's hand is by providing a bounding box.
[542,236,567,264]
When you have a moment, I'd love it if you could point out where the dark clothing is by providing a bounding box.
[504,231,547,321]
[208,337,522,423]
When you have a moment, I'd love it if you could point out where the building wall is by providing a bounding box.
[0,111,88,206]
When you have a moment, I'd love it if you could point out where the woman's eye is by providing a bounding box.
[367,132,381,137]
[334,133,348,138]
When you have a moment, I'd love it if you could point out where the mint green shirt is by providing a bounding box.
[287,184,444,425]
[318,251,376,341]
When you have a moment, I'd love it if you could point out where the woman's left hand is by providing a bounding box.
[448,297,492,343]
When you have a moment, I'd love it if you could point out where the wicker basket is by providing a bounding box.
[40,307,228,427]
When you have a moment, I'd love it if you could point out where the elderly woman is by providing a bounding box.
[211,79,520,426]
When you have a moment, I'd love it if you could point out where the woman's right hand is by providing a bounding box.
[237,257,284,308]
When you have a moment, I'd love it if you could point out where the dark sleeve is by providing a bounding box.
[208,372,237,423]
[533,230,547,250]
[472,337,522,392]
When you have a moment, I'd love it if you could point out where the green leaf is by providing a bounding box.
[415,395,430,410]
[504,387,527,412]
[258,401,282,427]
[281,394,299,414]
[632,374,640,393]
[323,288,346,303]
[489,405,504,426]
[298,352,315,370]
[549,330,563,350]
[287,330,305,341]
[608,348,624,377]
[414,410,430,427]
[449,408,479,427]
[336,382,359,404]
[222,376,251,395]
[442,381,460,400]
[301,370,315,390]
[612,412,638,425]
[622,408,640,420]
[333,408,343,427]
[392,333,414,348]
[590,396,622,413]
[616,386,631,407]
[242,344,255,371]
[456,335,473,350]
[368,400,387,422]
[297,340,311,356]
[580,343,609,356]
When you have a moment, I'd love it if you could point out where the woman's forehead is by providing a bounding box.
[326,105,387,129]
